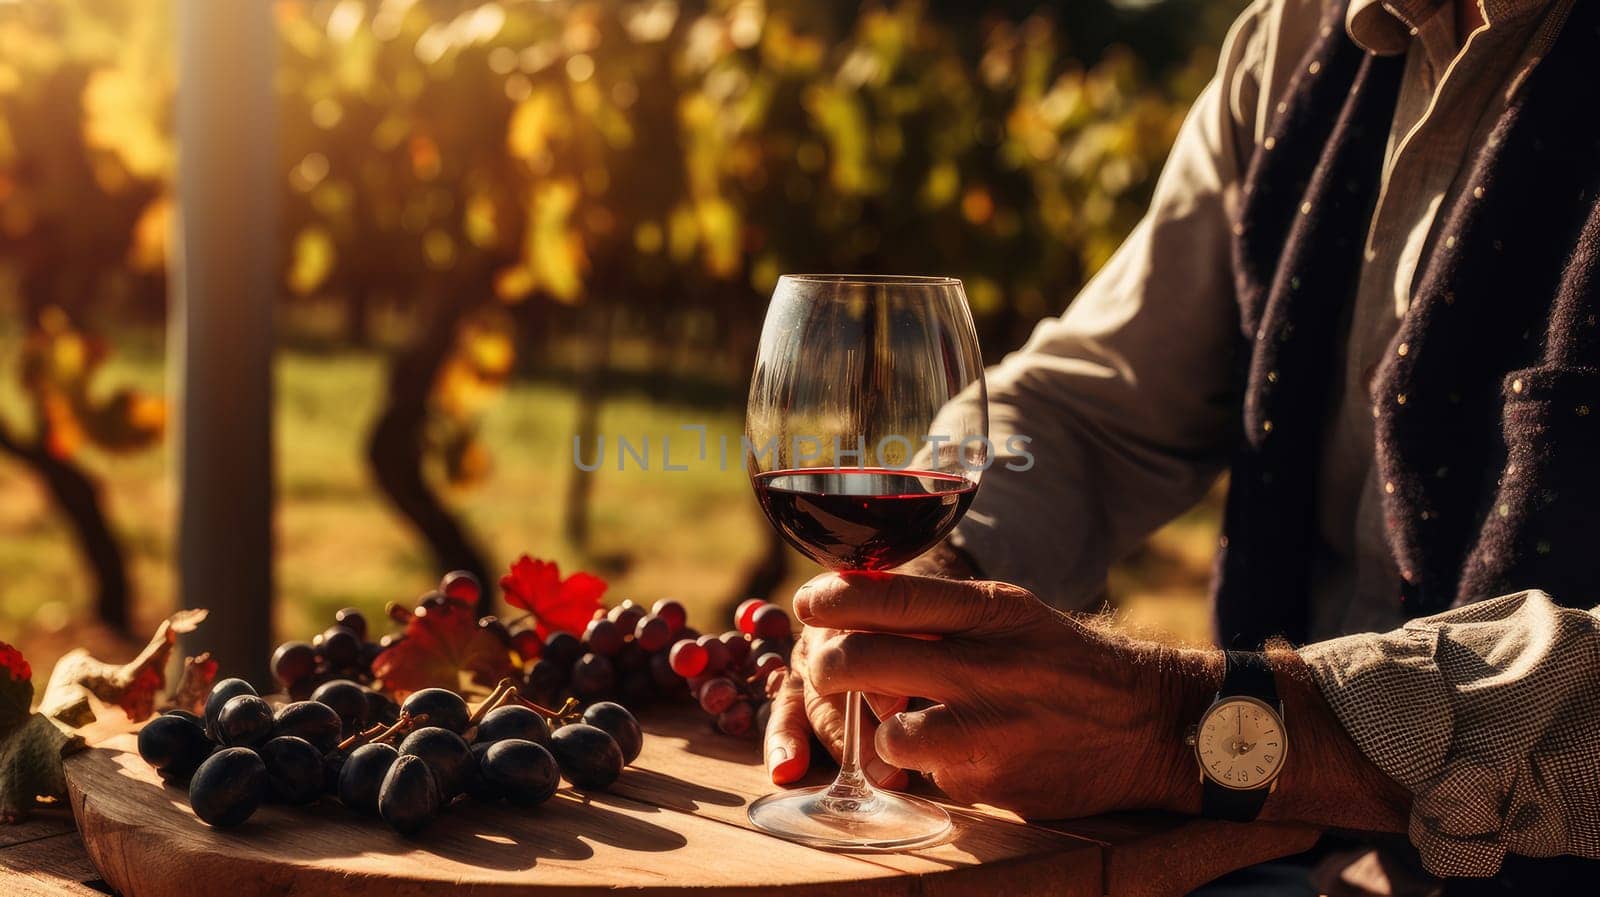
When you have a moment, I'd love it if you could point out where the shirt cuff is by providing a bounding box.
[1298,590,1600,877]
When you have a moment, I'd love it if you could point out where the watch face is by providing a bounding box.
[1195,696,1286,791]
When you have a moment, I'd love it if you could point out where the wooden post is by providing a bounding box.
[169,0,277,686]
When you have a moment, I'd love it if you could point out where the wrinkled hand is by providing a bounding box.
[763,571,1218,819]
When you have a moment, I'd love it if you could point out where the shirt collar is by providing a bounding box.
[1346,0,1555,57]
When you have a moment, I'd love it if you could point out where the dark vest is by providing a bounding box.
[1215,0,1600,650]
[1213,1,1600,889]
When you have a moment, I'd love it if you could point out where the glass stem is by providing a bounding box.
[822,690,878,810]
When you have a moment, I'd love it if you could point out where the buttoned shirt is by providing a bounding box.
[949,0,1598,876]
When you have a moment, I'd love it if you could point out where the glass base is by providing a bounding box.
[747,784,952,851]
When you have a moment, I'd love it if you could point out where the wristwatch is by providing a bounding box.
[1185,650,1287,822]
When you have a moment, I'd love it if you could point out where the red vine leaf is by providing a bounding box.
[499,555,607,639]
[372,600,512,699]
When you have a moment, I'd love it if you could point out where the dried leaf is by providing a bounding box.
[40,608,208,726]
[371,600,512,699]
[168,653,218,716]
[499,555,607,639]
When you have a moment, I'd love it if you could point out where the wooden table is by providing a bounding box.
[2,707,1314,897]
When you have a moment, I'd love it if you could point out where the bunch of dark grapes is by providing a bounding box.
[515,597,793,737]
[270,606,385,700]
[138,675,639,835]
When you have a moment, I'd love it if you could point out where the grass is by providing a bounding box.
[0,329,1219,679]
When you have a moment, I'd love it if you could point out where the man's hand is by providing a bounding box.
[765,571,1214,818]
[762,571,1411,832]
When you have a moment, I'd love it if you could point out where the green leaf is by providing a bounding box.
[0,714,84,824]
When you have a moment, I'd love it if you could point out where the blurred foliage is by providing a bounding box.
[0,0,1239,616]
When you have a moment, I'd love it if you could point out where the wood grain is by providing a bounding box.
[64,707,1103,897]
[0,808,105,897]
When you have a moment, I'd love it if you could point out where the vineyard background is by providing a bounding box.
[0,0,1241,676]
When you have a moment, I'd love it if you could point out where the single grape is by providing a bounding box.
[188,747,267,828]
[398,726,472,798]
[439,570,481,605]
[614,642,648,674]
[542,631,583,669]
[583,618,624,657]
[478,615,512,647]
[271,641,318,688]
[365,690,401,728]
[310,680,368,735]
[510,629,542,661]
[719,631,751,668]
[749,653,786,680]
[137,714,212,781]
[462,742,498,802]
[570,653,617,702]
[696,677,739,715]
[333,607,369,640]
[748,638,791,665]
[751,605,792,641]
[649,651,683,691]
[524,658,568,705]
[633,615,671,653]
[379,754,442,835]
[417,590,451,613]
[400,687,470,734]
[582,702,642,765]
[606,600,645,634]
[322,747,350,794]
[668,640,708,678]
[162,708,204,726]
[650,599,687,635]
[549,724,623,791]
[716,701,755,737]
[319,626,362,669]
[475,705,550,747]
[217,695,275,747]
[338,742,399,815]
[696,634,731,675]
[260,735,324,805]
[203,678,258,742]
[271,700,343,754]
[357,641,382,671]
[735,598,769,635]
[482,739,561,807]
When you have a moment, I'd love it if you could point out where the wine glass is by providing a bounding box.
[745,274,988,850]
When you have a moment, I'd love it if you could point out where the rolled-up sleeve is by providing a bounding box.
[950,2,1271,609]
[1300,590,1600,876]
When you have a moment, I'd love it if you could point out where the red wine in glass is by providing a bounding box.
[753,468,977,572]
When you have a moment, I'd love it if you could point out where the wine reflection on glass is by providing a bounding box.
[745,274,988,850]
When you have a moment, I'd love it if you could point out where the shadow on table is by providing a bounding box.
[611,767,746,812]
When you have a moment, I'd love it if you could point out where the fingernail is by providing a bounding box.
[767,744,790,770]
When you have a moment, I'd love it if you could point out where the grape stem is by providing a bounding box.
[508,692,583,726]
[385,601,416,625]
[337,710,428,751]
[466,679,519,727]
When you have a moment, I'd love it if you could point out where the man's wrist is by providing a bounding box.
[1148,645,1223,815]
[1257,647,1409,831]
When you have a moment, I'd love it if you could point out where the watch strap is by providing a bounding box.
[1200,651,1279,822]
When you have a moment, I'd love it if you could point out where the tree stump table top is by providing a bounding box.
[11,705,1314,897]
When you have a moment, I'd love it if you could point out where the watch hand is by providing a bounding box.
[1236,706,1242,736]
